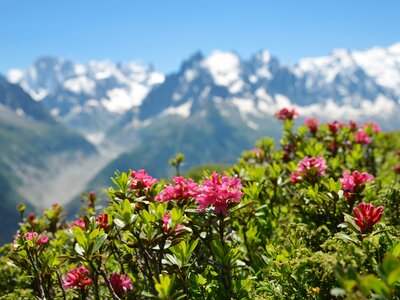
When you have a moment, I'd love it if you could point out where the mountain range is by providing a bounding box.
[2,42,400,236]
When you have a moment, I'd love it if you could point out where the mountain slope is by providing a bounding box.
[0,76,98,242]
[85,102,265,192]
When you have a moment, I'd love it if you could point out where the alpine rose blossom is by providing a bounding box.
[96,213,108,229]
[70,218,86,230]
[348,120,358,131]
[355,130,371,145]
[156,176,198,202]
[290,156,327,184]
[274,108,299,121]
[304,117,320,135]
[362,121,381,134]
[24,232,49,245]
[129,169,158,190]
[327,120,345,135]
[353,203,384,234]
[195,173,243,215]
[340,171,374,200]
[63,266,93,289]
[109,273,134,295]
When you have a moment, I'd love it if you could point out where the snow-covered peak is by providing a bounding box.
[202,51,244,93]
[351,44,400,94]
[294,42,400,95]
[9,57,165,112]
[8,69,24,83]
[202,51,241,85]
[294,48,356,80]
[86,60,118,80]
[257,50,272,64]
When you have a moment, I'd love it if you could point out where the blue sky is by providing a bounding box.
[1,0,399,74]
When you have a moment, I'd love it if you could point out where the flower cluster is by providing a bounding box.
[195,173,243,215]
[63,266,93,289]
[12,231,49,251]
[339,171,374,200]
[109,273,134,295]
[353,203,384,234]
[24,232,49,245]
[304,117,320,135]
[70,218,86,230]
[290,156,327,184]
[327,120,345,135]
[96,213,109,229]
[362,121,381,134]
[156,176,198,202]
[354,130,371,145]
[274,108,299,121]
[348,120,358,131]
[129,169,158,191]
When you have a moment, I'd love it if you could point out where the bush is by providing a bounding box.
[1,111,400,299]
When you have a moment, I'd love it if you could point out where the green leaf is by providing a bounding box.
[361,275,390,297]
[114,218,126,229]
[390,242,400,257]
[122,198,132,222]
[196,274,207,285]
[73,226,86,247]
[92,233,108,253]
[165,253,181,268]
[387,267,400,286]
[382,254,400,286]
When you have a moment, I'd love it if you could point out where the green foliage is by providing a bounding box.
[1,118,400,299]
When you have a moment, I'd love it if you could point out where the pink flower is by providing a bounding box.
[393,165,400,173]
[70,218,86,230]
[63,266,93,289]
[353,203,384,234]
[129,169,158,190]
[348,120,358,131]
[290,172,302,184]
[195,173,243,215]
[297,156,327,176]
[156,176,198,202]
[162,213,184,234]
[109,273,133,295]
[339,171,374,200]
[274,108,299,121]
[362,121,381,134]
[327,120,345,135]
[96,213,108,229]
[355,130,371,145]
[24,232,49,245]
[304,118,320,135]
[38,235,49,244]
[290,156,327,184]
